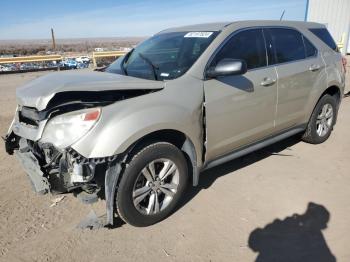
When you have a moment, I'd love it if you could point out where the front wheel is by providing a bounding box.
[116,142,188,227]
[302,94,338,144]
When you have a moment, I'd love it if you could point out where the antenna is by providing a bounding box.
[280,10,285,21]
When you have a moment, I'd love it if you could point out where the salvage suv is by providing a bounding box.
[4,21,346,227]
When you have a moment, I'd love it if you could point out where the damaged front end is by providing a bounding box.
[4,81,162,226]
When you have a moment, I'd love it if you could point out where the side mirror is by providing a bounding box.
[206,58,247,78]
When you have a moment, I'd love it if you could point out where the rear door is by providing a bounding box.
[204,28,277,161]
[264,28,325,130]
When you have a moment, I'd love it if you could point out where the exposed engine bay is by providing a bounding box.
[6,136,113,195]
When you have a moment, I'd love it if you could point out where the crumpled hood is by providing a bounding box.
[16,70,164,111]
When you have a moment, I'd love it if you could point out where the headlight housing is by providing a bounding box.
[40,108,101,149]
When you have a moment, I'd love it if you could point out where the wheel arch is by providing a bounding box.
[315,85,341,123]
[320,85,341,104]
[124,129,200,187]
[305,84,341,125]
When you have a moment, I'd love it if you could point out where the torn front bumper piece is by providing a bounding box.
[15,150,50,194]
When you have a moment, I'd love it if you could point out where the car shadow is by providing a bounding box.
[177,134,301,211]
[217,75,255,92]
[248,202,336,262]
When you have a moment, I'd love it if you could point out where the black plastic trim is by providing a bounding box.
[203,124,307,170]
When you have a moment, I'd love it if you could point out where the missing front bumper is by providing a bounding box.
[5,134,104,194]
[5,134,123,226]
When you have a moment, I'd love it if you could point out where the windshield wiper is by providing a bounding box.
[138,52,159,80]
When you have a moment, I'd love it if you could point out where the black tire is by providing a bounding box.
[116,142,188,227]
[302,94,338,144]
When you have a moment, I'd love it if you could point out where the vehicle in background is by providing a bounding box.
[60,59,78,69]
[76,56,90,64]
[1,59,90,73]
[3,64,17,71]
[19,64,33,71]
[46,61,58,68]
[4,21,345,227]
[19,63,40,70]
[0,65,11,72]
[77,62,89,69]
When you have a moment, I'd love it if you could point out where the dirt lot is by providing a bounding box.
[0,63,349,261]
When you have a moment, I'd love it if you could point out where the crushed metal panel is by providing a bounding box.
[16,71,165,110]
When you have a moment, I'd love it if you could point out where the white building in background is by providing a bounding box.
[306,0,350,54]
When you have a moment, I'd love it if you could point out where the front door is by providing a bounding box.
[204,29,277,161]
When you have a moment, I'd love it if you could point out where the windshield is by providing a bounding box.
[106,31,219,81]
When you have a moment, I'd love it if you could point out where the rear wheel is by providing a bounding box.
[116,142,188,227]
[302,94,338,144]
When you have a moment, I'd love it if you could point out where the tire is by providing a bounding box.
[302,94,338,144]
[116,142,188,227]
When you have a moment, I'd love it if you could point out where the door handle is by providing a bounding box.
[260,77,276,86]
[309,64,321,71]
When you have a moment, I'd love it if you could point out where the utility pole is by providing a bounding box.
[304,0,309,21]
[280,10,286,21]
[51,28,60,71]
[51,28,56,51]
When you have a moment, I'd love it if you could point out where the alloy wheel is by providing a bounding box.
[132,158,179,215]
[316,103,333,137]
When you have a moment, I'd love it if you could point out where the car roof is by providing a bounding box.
[159,20,325,33]
[159,22,231,33]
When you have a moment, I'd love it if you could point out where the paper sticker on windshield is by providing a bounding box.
[184,32,213,38]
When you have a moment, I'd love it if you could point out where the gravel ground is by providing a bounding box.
[0,61,349,262]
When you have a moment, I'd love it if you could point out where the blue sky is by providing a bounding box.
[0,0,308,39]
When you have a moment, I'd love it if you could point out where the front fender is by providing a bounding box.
[71,82,204,164]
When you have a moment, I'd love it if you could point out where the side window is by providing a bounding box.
[303,36,317,57]
[265,28,305,64]
[309,28,338,51]
[212,29,267,70]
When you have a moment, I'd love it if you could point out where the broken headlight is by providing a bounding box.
[40,108,101,149]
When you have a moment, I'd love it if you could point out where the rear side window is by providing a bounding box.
[212,29,267,70]
[303,36,317,57]
[309,28,338,51]
[265,28,305,64]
